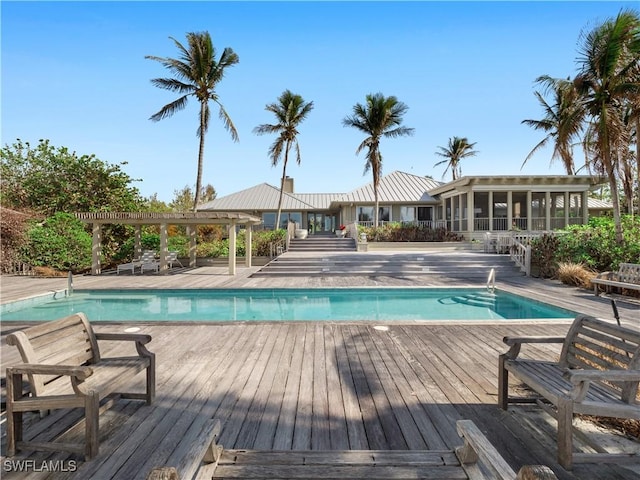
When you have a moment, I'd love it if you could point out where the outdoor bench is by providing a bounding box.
[5,312,155,460]
[592,262,640,296]
[498,314,640,469]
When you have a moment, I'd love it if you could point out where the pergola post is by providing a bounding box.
[159,223,168,273]
[188,226,197,268]
[91,224,102,275]
[582,190,589,224]
[245,225,253,267]
[564,191,570,228]
[228,220,237,275]
[134,226,142,259]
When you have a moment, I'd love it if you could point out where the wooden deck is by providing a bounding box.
[1,257,639,480]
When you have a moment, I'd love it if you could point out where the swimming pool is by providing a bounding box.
[0,288,577,322]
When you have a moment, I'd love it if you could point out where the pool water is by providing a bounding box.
[0,288,577,322]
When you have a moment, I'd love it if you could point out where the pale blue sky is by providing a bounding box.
[2,1,636,202]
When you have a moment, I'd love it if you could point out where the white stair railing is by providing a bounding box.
[510,237,531,276]
[487,268,496,294]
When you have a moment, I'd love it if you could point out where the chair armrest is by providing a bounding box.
[502,336,565,360]
[7,363,93,381]
[594,271,614,280]
[503,336,565,346]
[96,332,154,359]
[95,333,152,344]
[565,369,640,383]
[563,369,640,402]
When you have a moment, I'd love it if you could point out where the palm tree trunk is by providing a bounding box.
[193,102,207,211]
[275,141,291,230]
[636,117,639,217]
[605,156,624,244]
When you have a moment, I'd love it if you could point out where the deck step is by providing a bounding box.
[207,449,467,479]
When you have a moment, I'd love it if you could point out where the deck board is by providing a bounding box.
[2,259,639,480]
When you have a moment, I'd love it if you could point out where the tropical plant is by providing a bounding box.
[254,90,314,229]
[433,136,478,180]
[0,139,142,215]
[146,31,239,210]
[20,213,93,272]
[574,10,640,243]
[343,93,414,226]
[521,75,585,174]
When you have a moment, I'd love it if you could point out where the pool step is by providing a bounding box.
[451,292,497,308]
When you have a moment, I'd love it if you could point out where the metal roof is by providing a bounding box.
[338,171,442,203]
[199,183,317,211]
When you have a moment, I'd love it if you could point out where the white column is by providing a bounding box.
[91,224,102,275]
[507,191,513,230]
[159,223,168,273]
[526,191,532,231]
[582,190,589,224]
[564,191,570,228]
[488,191,494,231]
[458,194,463,232]
[228,220,237,275]
[245,225,253,267]
[467,191,474,233]
[545,192,551,230]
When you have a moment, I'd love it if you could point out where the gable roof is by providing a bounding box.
[199,183,317,211]
[338,171,442,204]
[198,171,445,211]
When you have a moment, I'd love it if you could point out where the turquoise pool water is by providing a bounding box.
[0,288,576,322]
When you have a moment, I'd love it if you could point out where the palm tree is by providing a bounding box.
[342,93,414,227]
[521,75,585,175]
[574,10,640,243]
[146,31,239,211]
[253,90,314,229]
[433,137,478,180]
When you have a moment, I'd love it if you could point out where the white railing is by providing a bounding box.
[487,268,496,293]
[510,237,531,276]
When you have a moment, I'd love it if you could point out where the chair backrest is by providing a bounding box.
[6,313,100,396]
[617,263,640,284]
[167,251,177,261]
[559,315,640,403]
[141,251,156,263]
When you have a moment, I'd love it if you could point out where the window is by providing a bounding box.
[357,206,374,222]
[400,207,415,222]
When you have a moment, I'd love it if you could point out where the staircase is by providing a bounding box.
[252,248,523,279]
[288,233,357,252]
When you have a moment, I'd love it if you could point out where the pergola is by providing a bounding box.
[76,212,262,275]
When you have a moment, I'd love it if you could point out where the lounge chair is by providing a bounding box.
[167,251,184,268]
[140,251,160,273]
[117,251,155,275]
[116,259,139,275]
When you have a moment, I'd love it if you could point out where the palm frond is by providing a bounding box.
[149,95,189,122]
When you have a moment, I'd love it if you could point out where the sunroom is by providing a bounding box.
[427,176,603,240]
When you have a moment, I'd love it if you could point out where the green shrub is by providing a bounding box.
[358,224,463,242]
[20,212,92,272]
[531,215,640,278]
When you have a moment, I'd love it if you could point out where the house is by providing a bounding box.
[198,171,608,240]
